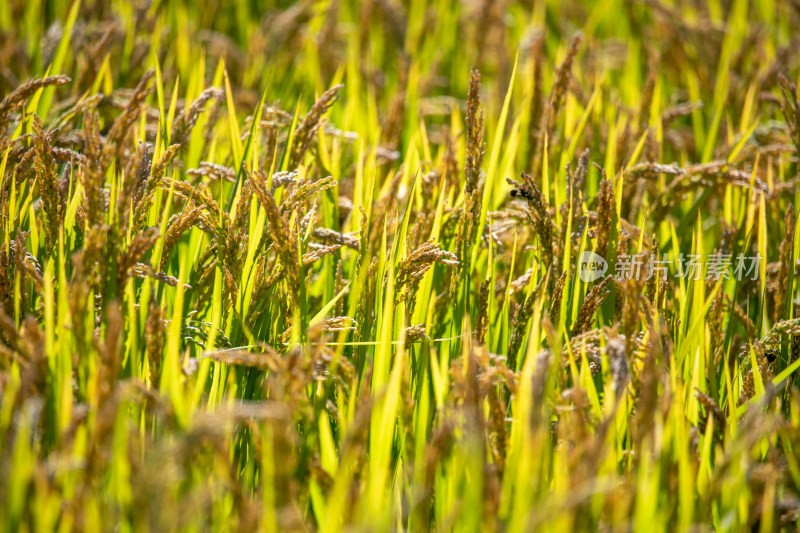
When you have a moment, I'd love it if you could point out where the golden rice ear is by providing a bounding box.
[31,113,64,251]
[451,69,485,298]
[187,161,236,183]
[171,87,223,146]
[289,84,343,169]
[593,165,616,261]
[280,175,337,214]
[514,172,557,282]
[312,227,359,251]
[395,240,459,316]
[530,32,582,179]
[645,235,659,304]
[475,279,490,345]
[103,70,155,154]
[354,256,379,343]
[0,75,70,127]
[251,171,300,300]
[774,204,795,323]
[604,326,629,398]
[707,284,725,366]
[549,270,569,325]
[160,203,203,270]
[333,259,345,316]
[115,227,160,296]
[131,143,180,234]
[572,275,613,336]
[145,294,165,387]
[377,53,411,146]
[301,244,341,266]
[465,68,485,197]
[507,274,548,371]
[778,74,800,155]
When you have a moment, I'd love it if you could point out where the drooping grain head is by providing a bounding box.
[171,87,223,146]
[451,68,486,294]
[131,144,181,234]
[572,275,612,336]
[0,75,70,126]
[778,74,800,154]
[530,32,582,178]
[518,172,557,277]
[507,276,546,371]
[465,68,485,197]
[251,172,300,300]
[396,240,458,315]
[549,270,568,325]
[774,204,795,323]
[605,327,629,398]
[104,70,155,155]
[31,114,64,251]
[289,84,343,169]
[594,167,616,260]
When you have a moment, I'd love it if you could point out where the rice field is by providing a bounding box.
[1,0,800,531]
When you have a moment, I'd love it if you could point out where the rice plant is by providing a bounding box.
[1,0,799,531]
